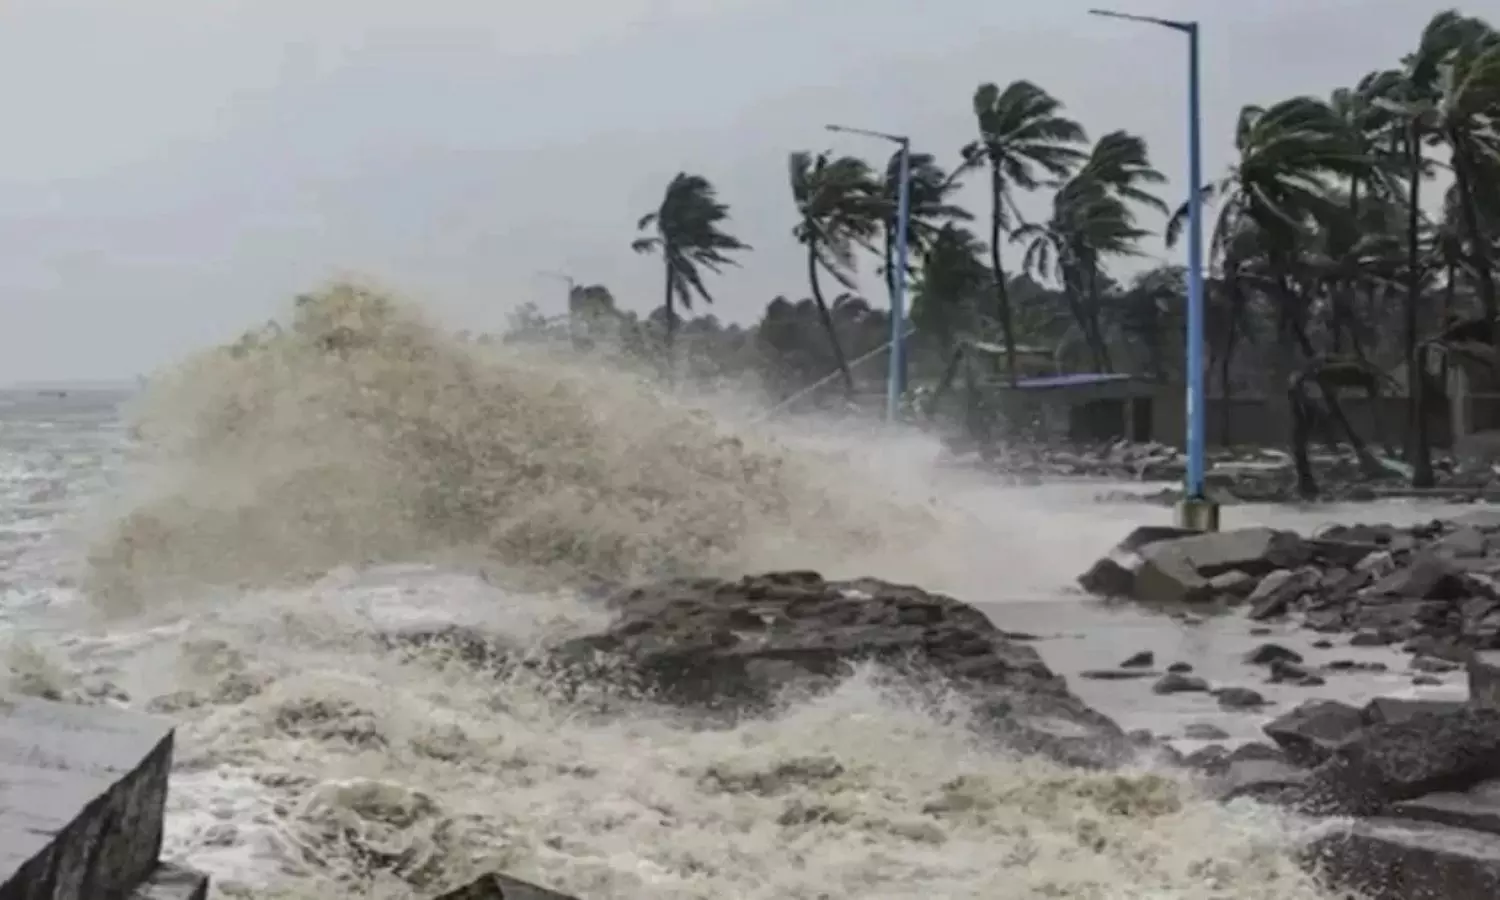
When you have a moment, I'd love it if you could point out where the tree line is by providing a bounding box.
[508,10,1500,495]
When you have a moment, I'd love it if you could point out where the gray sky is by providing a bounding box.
[0,0,1460,382]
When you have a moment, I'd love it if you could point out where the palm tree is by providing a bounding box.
[1168,96,1385,488]
[631,172,750,360]
[789,150,881,397]
[875,150,971,303]
[1013,131,1165,372]
[963,80,1088,384]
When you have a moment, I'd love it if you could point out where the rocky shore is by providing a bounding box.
[408,559,1500,900]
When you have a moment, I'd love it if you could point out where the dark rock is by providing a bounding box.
[1152,672,1209,695]
[1166,661,1193,673]
[1183,744,1229,772]
[1080,669,1157,681]
[1303,818,1500,900]
[1215,686,1268,710]
[1363,696,1466,726]
[430,872,581,900]
[1299,707,1500,816]
[1119,650,1154,668]
[1264,699,1365,766]
[1312,639,1334,649]
[1227,741,1284,763]
[1247,567,1321,620]
[1393,778,1500,836]
[1075,525,1201,596]
[1244,643,1303,665]
[1414,674,1444,686]
[1268,659,1325,686]
[1326,659,1388,673]
[1183,723,1229,740]
[1368,554,1467,601]
[1208,570,1257,598]
[1350,629,1395,647]
[1412,655,1461,674]
[1123,527,1309,606]
[556,571,1130,767]
[1215,758,1310,804]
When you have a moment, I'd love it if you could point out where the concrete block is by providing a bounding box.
[0,695,175,900]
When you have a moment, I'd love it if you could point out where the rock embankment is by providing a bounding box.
[1078,512,1500,663]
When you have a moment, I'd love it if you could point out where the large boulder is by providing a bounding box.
[554,570,1132,767]
[1078,526,1309,605]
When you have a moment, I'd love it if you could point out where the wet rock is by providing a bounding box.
[1166,661,1193,673]
[1215,758,1310,804]
[1119,650,1154,668]
[1263,700,1365,766]
[1183,723,1229,741]
[1247,567,1321,620]
[1152,672,1209,694]
[1214,686,1268,710]
[1244,643,1303,665]
[1208,570,1256,598]
[1298,707,1500,816]
[1363,696,1465,726]
[1412,655,1461,674]
[1393,778,1500,835]
[1303,818,1500,900]
[1080,669,1157,681]
[1267,658,1325,686]
[1414,674,1444,686]
[555,571,1130,768]
[1130,528,1308,606]
[429,872,581,900]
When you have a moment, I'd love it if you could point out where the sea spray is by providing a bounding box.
[46,284,1347,898]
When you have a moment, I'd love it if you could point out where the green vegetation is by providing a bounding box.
[508,10,1500,495]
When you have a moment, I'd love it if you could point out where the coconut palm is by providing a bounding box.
[631,172,750,357]
[963,80,1088,384]
[874,150,972,302]
[789,150,882,397]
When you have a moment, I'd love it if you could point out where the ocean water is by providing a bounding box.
[0,289,1461,899]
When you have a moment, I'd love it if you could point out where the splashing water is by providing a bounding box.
[36,285,1348,898]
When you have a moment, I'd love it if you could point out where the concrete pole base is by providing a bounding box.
[1174,496,1221,532]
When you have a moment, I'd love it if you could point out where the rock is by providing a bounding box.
[1152,672,1209,694]
[1432,526,1490,559]
[1350,629,1396,646]
[1363,696,1465,726]
[1208,570,1257,598]
[1215,687,1268,710]
[1414,674,1445,686]
[1471,650,1500,709]
[1075,525,1201,596]
[429,872,581,900]
[1268,658,1325,686]
[1080,669,1157,681]
[1246,567,1321,620]
[556,571,1129,767]
[1130,527,1308,606]
[1264,700,1365,766]
[1166,661,1193,673]
[1183,723,1229,740]
[1303,818,1500,900]
[1299,707,1500,816]
[1215,758,1310,804]
[1393,778,1500,836]
[1244,643,1303,665]
[1412,655,1461,673]
[1119,650,1154,668]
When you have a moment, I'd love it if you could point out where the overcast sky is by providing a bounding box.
[0,0,1465,383]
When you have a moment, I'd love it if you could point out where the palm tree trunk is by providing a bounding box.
[988,169,1019,386]
[1407,131,1434,487]
[1085,265,1113,372]
[1290,382,1318,499]
[806,243,856,398]
[1449,137,1498,323]
[662,261,676,372]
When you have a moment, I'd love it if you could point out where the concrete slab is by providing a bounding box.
[0,695,175,900]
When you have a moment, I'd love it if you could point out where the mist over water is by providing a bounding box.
[27,285,1350,898]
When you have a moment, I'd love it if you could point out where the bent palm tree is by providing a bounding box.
[963,80,1087,384]
[789,150,881,397]
[632,172,750,359]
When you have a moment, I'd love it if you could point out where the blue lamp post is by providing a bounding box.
[826,123,912,424]
[1088,9,1217,532]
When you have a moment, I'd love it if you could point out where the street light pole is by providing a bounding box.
[1088,9,1217,532]
[826,123,912,424]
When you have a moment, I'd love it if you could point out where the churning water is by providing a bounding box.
[2,286,1379,899]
